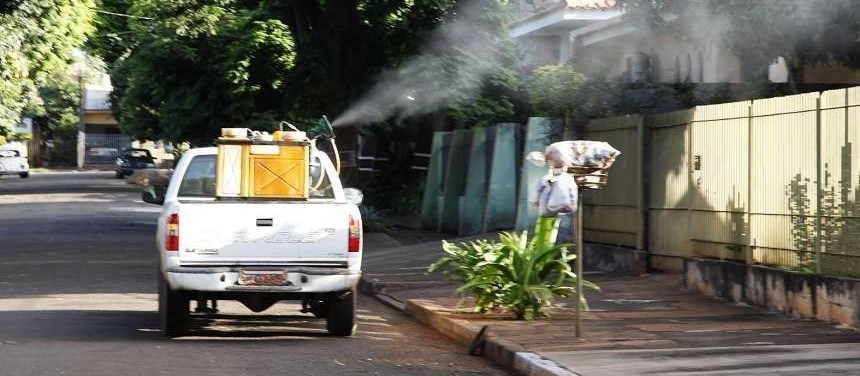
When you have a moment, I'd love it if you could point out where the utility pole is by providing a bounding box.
[74,59,87,169]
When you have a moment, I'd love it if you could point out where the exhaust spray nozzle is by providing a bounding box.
[309,115,335,140]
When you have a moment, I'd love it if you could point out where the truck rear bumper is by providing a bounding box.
[165,266,360,293]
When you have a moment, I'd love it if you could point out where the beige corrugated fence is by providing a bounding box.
[582,87,860,277]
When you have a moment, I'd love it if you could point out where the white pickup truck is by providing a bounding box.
[143,147,363,337]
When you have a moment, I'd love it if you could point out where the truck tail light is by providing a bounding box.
[166,213,179,251]
[348,214,361,252]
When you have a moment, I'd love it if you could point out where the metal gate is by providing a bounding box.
[84,133,131,165]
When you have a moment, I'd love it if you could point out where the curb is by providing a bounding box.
[360,276,580,376]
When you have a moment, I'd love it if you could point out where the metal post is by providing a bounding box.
[815,96,822,274]
[575,195,583,338]
[76,74,86,169]
[746,103,753,265]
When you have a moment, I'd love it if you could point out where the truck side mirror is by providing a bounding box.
[343,188,363,205]
[142,185,166,205]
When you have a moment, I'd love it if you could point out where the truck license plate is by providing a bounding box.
[238,270,288,286]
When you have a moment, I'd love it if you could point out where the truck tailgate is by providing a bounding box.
[178,202,350,266]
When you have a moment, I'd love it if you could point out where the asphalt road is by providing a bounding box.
[0,171,509,376]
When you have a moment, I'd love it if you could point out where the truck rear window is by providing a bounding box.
[179,155,216,197]
[178,153,337,199]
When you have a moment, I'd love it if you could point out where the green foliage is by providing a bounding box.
[429,231,599,320]
[32,74,85,165]
[528,64,586,120]
[109,0,298,144]
[10,132,31,142]
[37,75,81,132]
[103,0,521,143]
[441,1,522,127]
[0,0,96,128]
[86,0,138,66]
[49,125,79,166]
[525,65,740,128]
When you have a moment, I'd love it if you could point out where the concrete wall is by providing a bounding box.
[584,243,647,277]
[685,258,860,327]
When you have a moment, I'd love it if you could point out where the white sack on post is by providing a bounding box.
[543,141,621,170]
[534,172,578,217]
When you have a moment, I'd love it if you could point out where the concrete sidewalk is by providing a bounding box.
[360,232,860,376]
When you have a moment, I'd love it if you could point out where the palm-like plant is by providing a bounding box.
[429,230,599,320]
[428,239,503,309]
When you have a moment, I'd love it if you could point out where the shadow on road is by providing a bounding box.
[185,314,334,339]
[0,310,162,342]
[0,310,368,342]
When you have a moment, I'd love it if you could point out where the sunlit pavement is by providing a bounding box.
[361,234,860,376]
[0,171,510,376]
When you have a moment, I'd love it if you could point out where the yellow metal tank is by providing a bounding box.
[216,132,310,199]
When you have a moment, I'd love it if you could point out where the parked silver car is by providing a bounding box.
[0,149,29,178]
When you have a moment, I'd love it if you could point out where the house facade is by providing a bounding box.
[81,83,127,166]
[510,0,860,86]
[510,0,621,71]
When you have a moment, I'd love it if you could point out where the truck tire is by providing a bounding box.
[19,172,28,178]
[326,289,356,336]
[159,275,189,337]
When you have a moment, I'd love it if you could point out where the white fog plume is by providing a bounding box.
[332,1,503,127]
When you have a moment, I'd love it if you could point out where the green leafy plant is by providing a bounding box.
[429,238,503,307]
[429,231,599,320]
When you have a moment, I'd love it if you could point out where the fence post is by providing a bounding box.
[815,96,823,274]
[637,116,649,253]
[745,103,754,265]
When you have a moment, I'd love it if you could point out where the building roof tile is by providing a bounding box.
[564,0,616,10]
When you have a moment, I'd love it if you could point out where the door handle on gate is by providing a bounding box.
[256,218,274,226]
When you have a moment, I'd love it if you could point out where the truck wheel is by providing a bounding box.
[19,172,28,178]
[115,171,124,179]
[159,275,189,337]
[326,289,356,336]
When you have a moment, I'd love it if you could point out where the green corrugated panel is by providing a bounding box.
[460,127,489,235]
[484,123,520,231]
[440,130,471,233]
[419,132,450,229]
[515,117,554,232]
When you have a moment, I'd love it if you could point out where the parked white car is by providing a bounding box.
[143,147,364,337]
[0,149,29,178]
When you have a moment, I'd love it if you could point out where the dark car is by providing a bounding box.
[86,147,120,165]
[115,148,156,179]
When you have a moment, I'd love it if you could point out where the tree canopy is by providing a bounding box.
[0,0,96,130]
[97,0,521,144]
